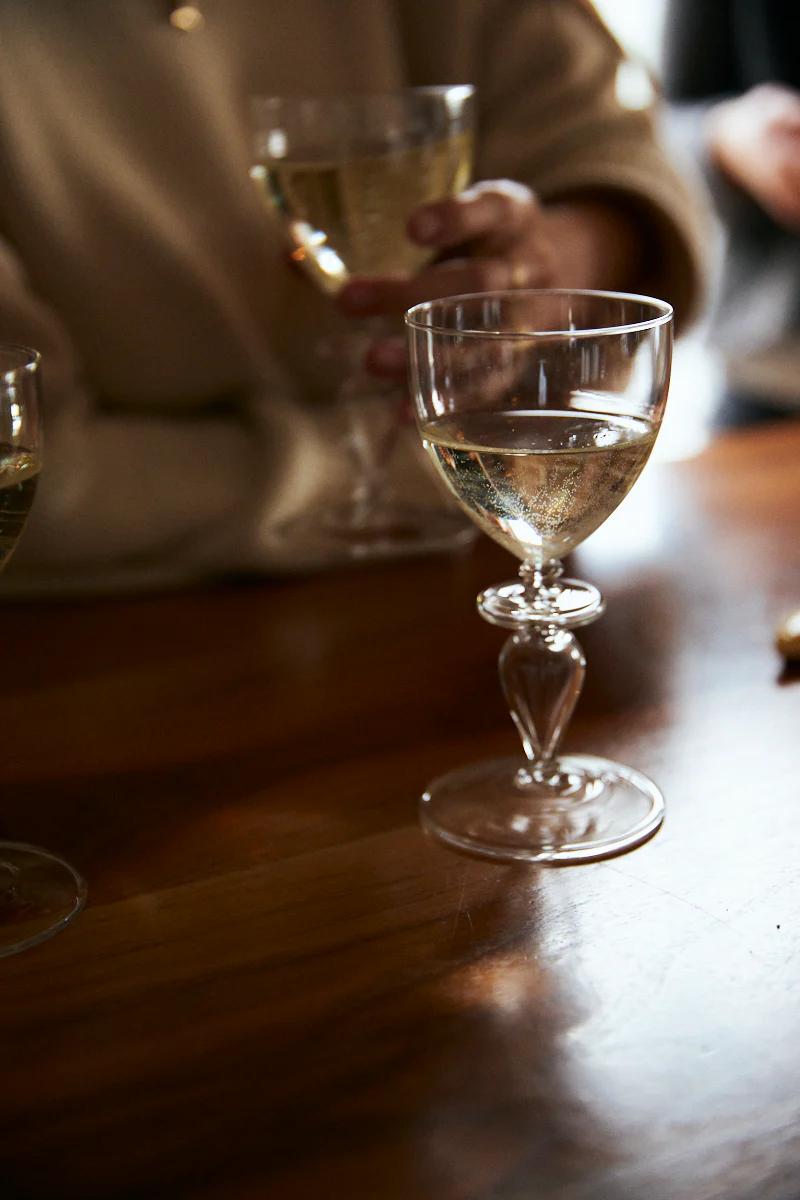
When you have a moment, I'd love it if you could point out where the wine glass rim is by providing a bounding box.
[405,288,674,339]
[251,84,476,107]
[0,344,40,383]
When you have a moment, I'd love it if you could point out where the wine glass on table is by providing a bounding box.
[250,86,476,562]
[406,290,673,863]
[0,347,85,955]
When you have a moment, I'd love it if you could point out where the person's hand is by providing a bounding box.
[340,180,559,314]
[336,181,639,378]
[338,181,560,378]
[707,84,800,229]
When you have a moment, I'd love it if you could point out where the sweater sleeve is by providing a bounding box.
[473,0,707,326]
[0,237,324,594]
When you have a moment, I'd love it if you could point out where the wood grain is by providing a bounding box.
[0,420,799,1199]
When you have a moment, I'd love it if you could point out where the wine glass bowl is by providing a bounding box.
[0,346,85,956]
[406,290,673,863]
[250,87,475,293]
[250,87,477,563]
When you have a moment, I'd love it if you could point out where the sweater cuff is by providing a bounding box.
[531,160,708,331]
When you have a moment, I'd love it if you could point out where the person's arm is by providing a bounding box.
[469,0,704,319]
[339,180,641,312]
[0,237,321,589]
[341,0,706,373]
[705,84,800,231]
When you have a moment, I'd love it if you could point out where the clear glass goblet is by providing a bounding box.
[250,86,477,562]
[406,290,673,863]
[0,347,85,954]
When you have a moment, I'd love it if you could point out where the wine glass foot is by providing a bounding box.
[478,579,604,629]
[419,754,664,864]
[267,504,477,566]
[0,842,86,958]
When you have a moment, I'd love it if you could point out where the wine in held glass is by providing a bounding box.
[0,347,85,954]
[406,290,672,863]
[250,86,477,562]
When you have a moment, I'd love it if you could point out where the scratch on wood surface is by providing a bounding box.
[604,862,735,933]
[452,873,475,936]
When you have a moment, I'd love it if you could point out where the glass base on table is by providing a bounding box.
[0,842,86,957]
[419,753,664,864]
[264,501,477,567]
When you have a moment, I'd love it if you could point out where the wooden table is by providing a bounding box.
[1,421,799,1200]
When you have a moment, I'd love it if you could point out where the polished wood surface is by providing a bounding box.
[1,421,799,1199]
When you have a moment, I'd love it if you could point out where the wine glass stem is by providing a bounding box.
[520,557,563,609]
[325,319,405,523]
[496,559,587,781]
[499,625,586,779]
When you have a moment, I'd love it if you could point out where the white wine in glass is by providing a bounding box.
[420,409,656,562]
[0,347,86,956]
[407,290,672,864]
[0,449,40,567]
[250,87,477,563]
[252,130,473,294]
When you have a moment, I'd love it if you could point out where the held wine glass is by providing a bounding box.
[250,86,477,561]
[406,290,673,863]
[0,347,85,955]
